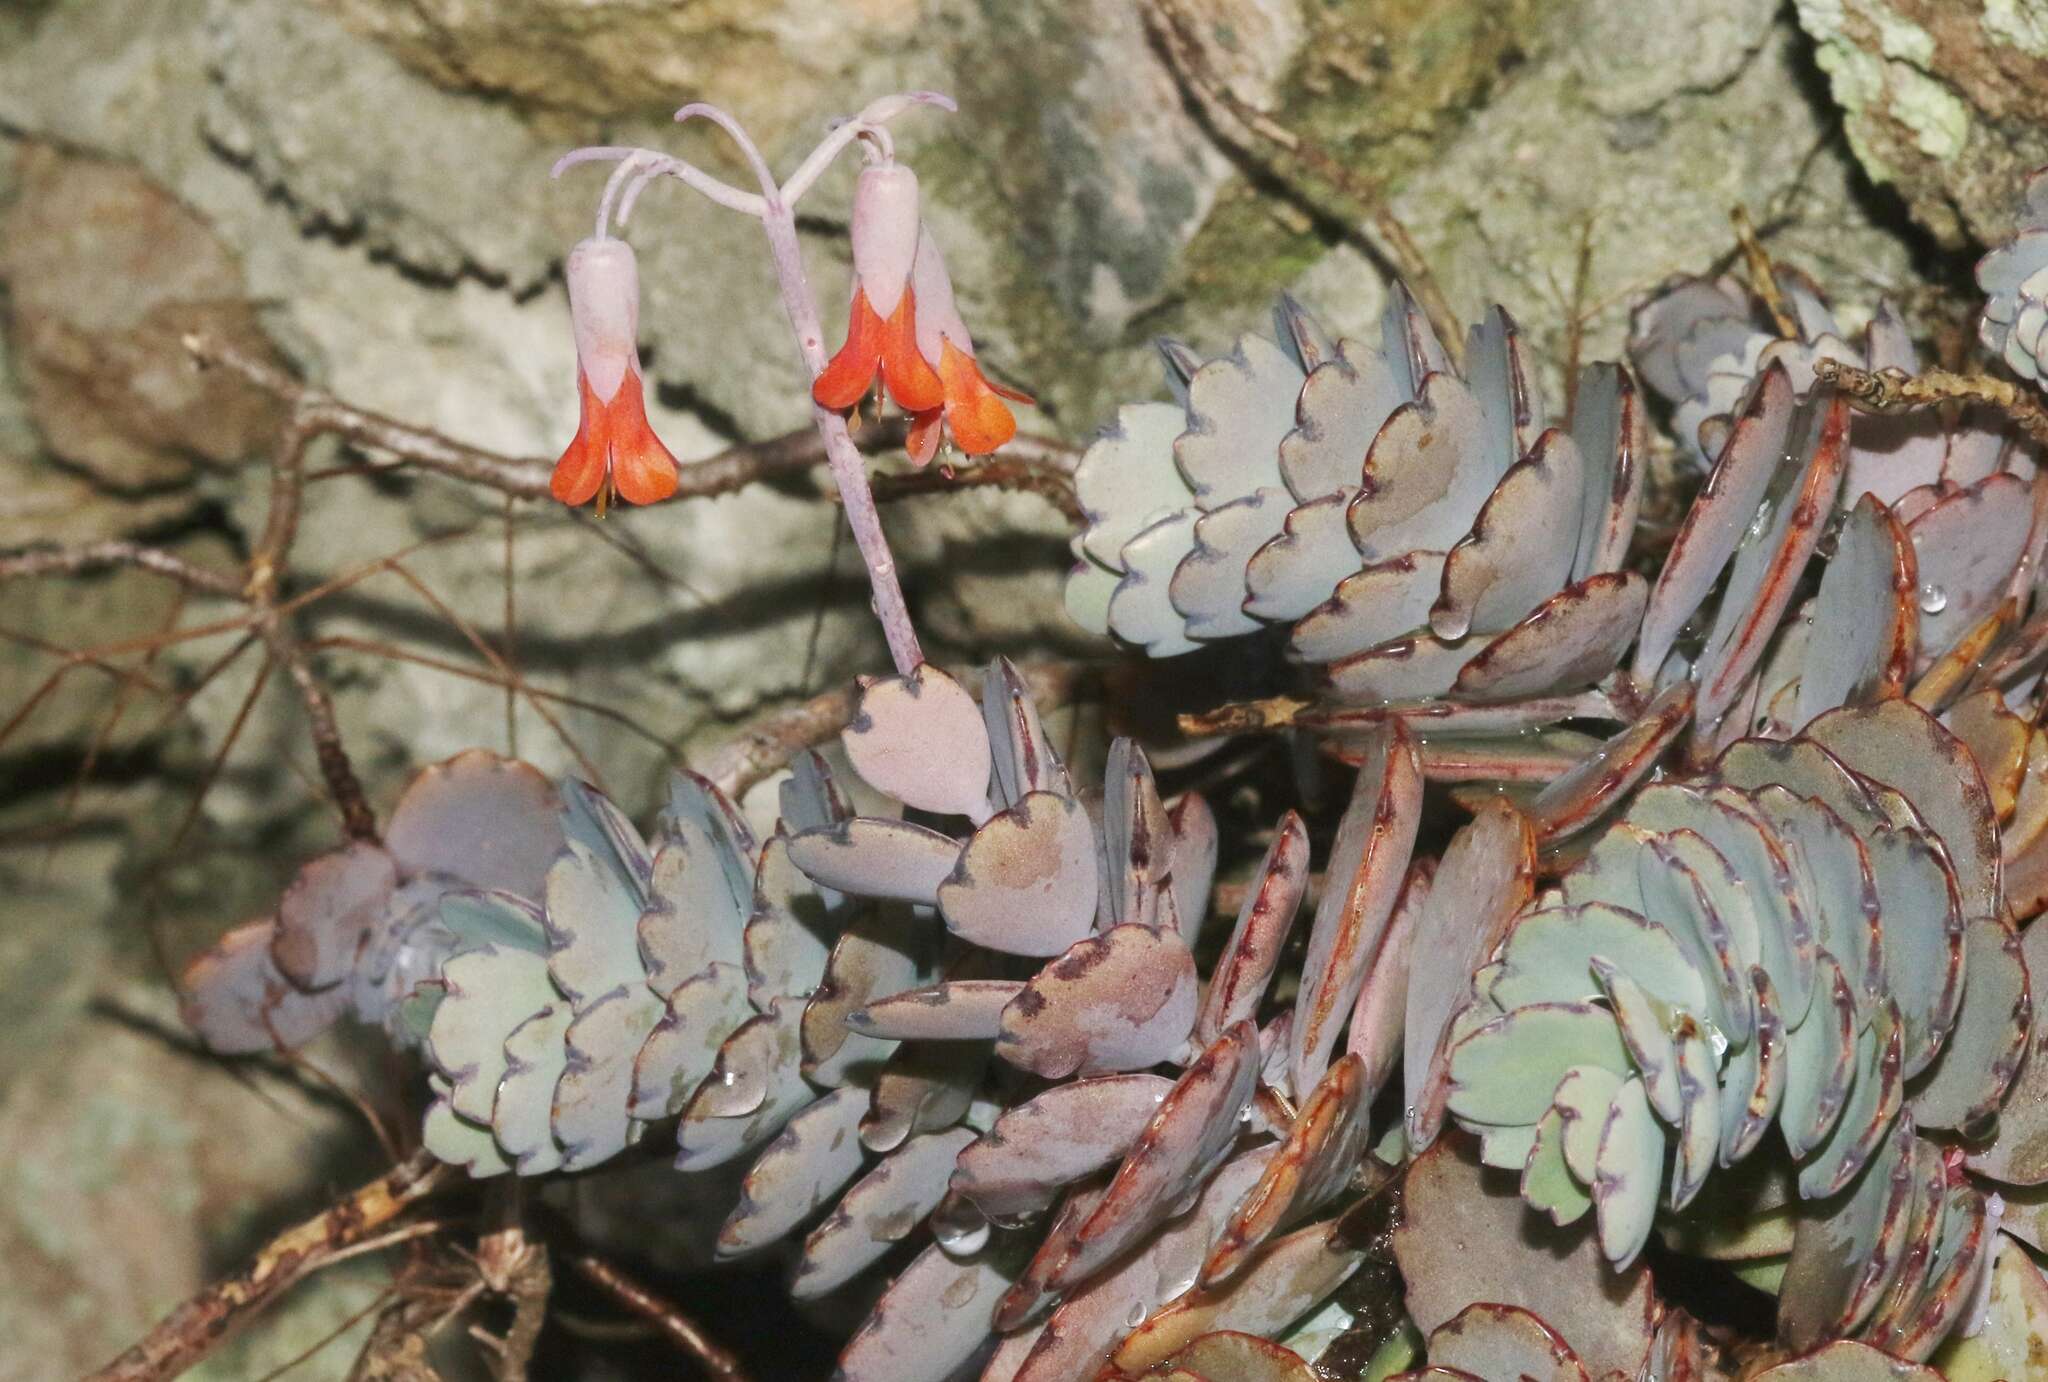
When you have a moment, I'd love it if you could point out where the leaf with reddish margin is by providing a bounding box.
[1197,811,1310,1045]
[1047,1022,1260,1294]
[951,1073,1173,1222]
[1292,723,1423,1095]
[384,749,565,898]
[937,791,1098,957]
[835,1238,1023,1382]
[997,923,1199,1079]
[792,1125,976,1300]
[1427,1302,1590,1382]
[1530,682,1695,843]
[787,817,960,905]
[272,841,396,990]
[1799,494,1917,726]
[1453,571,1647,704]
[1431,426,1586,642]
[1346,859,1433,1096]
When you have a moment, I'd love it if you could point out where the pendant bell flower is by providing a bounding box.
[551,236,681,512]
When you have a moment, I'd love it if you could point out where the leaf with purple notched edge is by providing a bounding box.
[1198,811,1309,1046]
[1426,1303,1590,1382]
[997,923,1197,1079]
[383,749,565,899]
[792,1125,975,1300]
[717,1085,869,1260]
[1910,915,2030,1133]
[950,1073,1173,1221]
[1779,1113,1917,1349]
[937,791,1097,957]
[273,842,396,991]
[629,960,752,1120]
[1452,570,1648,704]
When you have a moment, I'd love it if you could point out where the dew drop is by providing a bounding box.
[1918,583,1948,614]
[940,1273,979,1308]
[1125,1302,1148,1329]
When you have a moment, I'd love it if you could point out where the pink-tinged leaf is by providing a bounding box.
[1431,426,1586,641]
[1173,332,1302,506]
[1347,374,1498,559]
[676,997,808,1170]
[1394,1139,1656,1380]
[1633,365,1798,686]
[1280,337,1408,501]
[1779,1112,1916,1349]
[1799,494,1917,725]
[1323,626,1473,703]
[1694,389,1850,732]
[1163,1333,1317,1381]
[1293,551,1451,666]
[1453,571,1648,704]
[1405,799,1536,1149]
[1197,812,1310,1045]
[1166,792,1218,947]
[1170,488,1290,639]
[860,1035,987,1153]
[787,817,960,905]
[1966,906,2048,1184]
[952,1073,1174,1221]
[1568,364,1644,583]
[802,903,933,1088]
[849,979,1025,1042]
[1946,690,2028,820]
[273,842,396,990]
[1047,1022,1261,1294]
[1011,1147,1277,1382]
[1108,1219,1363,1373]
[1805,699,2001,924]
[983,657,1068,806]
[997,923,1198,1079]
[843,663,995,822]
[1909,472,2035,667]
[1102,738,1172,931]
[1912,915,2030,1132]
[1292,723,1423,1095]
[835,1240,1021,1382]
[553,981,662,1170]
[384,749,565,898]
[1751,1341,1942,1380]
[718,1084,869,1259]
[1201,1054,1372,1286]
[1427,1303,1590,1382]
[937,792,1098,957]
[1412,729,1604,784]
[630,961,752,1120]
[180,918,349,1053]
[1245,489,1361,623]
[792,1125,976,1300]
[1530,682,1695,843]
[1345,859,1432,1094]
[639,830,749,999]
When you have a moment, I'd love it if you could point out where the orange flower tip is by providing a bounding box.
[815,287,886,411]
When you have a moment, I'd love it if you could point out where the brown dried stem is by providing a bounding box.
[1813,357,2048,451]
[568,1254,750,1382]
[84,1150,453,1382]
[867,449,1085,524]
[1731,205,1798,340]
[1144,0,1462,363]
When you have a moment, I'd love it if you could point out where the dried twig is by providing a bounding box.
[84,1151,453,1382]
[1731,205,1798,340]
[1813,358,2048,450]
[1143,0,1462,362]
[568,1254,750,1382]
[867,448,1085,524]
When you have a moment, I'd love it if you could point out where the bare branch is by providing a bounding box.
[866,448,1084,524]
[0,540,241,596]
[85,1151,453,1382]
[568,1254,750,1382]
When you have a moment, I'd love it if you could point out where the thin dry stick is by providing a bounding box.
[84,1151,453,1382]
[1144,0,1462,362]
[568,1254,750,1382]
[867,451,1084,523]
[1732,205,1798,340]
[1813,357,2048,451]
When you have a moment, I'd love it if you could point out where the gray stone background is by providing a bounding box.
[0,0,2040,1374]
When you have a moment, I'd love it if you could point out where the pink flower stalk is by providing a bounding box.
[550,236,680,513]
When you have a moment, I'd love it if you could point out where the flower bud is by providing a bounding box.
[851,161,921,320]
[566,236,643,404]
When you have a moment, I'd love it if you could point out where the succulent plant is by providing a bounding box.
[1977,168,2048,387]
[1064,290,1647,717]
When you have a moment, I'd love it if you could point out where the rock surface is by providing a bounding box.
[0,0,2020,1370]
